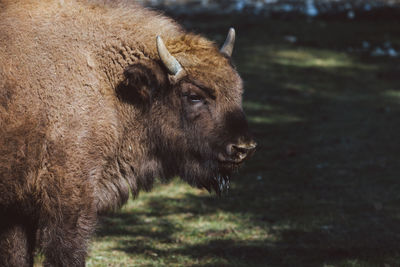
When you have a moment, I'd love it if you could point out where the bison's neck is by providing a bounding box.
[84,3,186,213]
[95,103,163,213]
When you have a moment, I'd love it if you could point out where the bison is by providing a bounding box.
[0,0,256,266]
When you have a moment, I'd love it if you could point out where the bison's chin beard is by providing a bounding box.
[178,157,240,196]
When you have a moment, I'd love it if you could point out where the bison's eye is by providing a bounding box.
[187,93,203,104]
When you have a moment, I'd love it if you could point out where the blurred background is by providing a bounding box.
[89,1,400,266]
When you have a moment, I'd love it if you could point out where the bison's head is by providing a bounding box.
[124,29,256,194]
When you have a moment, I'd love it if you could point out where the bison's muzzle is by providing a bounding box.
[218,141,257,164]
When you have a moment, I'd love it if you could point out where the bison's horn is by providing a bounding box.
[220,28,236,57]
[156,36,183,76]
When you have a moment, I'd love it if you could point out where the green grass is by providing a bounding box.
[44,16,400,266]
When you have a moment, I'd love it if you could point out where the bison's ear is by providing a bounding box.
[118,61,167,104]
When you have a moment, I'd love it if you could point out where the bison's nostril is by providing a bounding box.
[233,142,257,153]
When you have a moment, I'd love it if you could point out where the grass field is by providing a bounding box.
[82,15,400,267]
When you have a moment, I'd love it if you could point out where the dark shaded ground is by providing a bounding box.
[92,14,400,267]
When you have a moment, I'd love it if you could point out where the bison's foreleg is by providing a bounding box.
[36,173,97,267]
[39,200,97,267]
[0,213,36,267]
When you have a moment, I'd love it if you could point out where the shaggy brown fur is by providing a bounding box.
[0,0,255,266]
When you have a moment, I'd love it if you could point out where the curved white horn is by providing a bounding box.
[220,28,236,57]
[156,36,183,75]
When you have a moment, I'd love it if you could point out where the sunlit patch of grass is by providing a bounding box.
[383,89,400,101]
[248,114,303,124]
[271,49,354,68]
[87,180,273,266]
[243,101,275,111]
